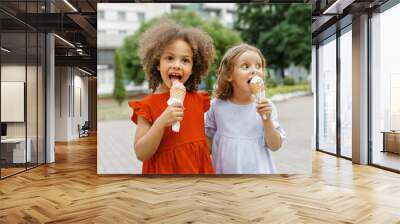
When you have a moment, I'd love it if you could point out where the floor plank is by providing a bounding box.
[0,134,399,223]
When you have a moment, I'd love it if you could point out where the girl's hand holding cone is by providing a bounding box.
[256,99,272,121]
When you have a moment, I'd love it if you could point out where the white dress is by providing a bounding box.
[205,99,286,174]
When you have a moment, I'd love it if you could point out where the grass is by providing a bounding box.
[98,83,311,121]
[97,99,134,121]
[266,83,311,98]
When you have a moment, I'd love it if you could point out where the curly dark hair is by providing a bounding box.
[214,43,267,100]
[138,22,215,92]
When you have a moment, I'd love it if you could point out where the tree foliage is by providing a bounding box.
[113,50,126,106]
[235,4,311,79]
[119,10,242,92]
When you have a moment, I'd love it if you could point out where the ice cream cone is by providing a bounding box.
[170,87,186,101]
[250,81,265,95]
[167,80,186,132]
[249,76,268,120]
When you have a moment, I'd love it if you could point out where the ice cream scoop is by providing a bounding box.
[167,80,186,132]
[249,76,267,120]
[249,75,265,94]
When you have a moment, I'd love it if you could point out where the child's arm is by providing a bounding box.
[134,103,183,161]
[206,137,212,153]
[256,100,282,151]
[262,119,282,151]
[205,101,216,154]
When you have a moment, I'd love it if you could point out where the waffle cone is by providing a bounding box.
[170,87,186,101]
[250,82,265,94]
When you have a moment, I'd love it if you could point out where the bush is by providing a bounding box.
[283,76,295,86]
[266,76,278,88]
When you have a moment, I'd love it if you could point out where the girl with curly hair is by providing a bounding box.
[128,22,215,174]
[205,43,286,174]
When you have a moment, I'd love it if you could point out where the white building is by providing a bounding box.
[97,3,236,96]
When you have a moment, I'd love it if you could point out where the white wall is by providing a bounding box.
[55,67,89,141]
[55,67,68,141]
[72,72,89,138]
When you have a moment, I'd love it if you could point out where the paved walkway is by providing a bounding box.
[98,95,314,174]
[98,119,141,174]
[271,95,313,173]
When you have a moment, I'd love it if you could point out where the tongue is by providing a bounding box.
[170,77,179,84]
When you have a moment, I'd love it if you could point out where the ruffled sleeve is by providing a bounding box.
[198,91,211,112]
[128,100,152,124]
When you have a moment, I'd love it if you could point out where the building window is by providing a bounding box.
[317,35,337,155]
[205,9,221,19]
[226,10,236,27]
[117,11,126,21]
[171,5,186,13]
[99,72,107,85]
[137,12,145,24]
[98,10,105,20]
[98,50,114,66]
[339,27,352,158]
[371,3,400,171]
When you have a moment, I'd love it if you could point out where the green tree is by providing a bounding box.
[113,50,126,106]
[119,10,242,92]
[235,4,311,79]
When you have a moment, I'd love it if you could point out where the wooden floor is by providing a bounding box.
[373,151,400,171]
[0,167,26,178]
[1,163,46,178]
[1,135,400,223]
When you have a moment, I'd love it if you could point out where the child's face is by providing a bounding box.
[230,50,264,95]
[158,39,193,89]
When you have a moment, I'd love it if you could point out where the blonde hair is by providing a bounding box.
[214,43,267,100]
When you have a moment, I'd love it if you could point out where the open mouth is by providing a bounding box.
[247,78,252,85]
[169,73,183,82]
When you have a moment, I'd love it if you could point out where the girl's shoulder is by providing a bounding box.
[210,97,227,108]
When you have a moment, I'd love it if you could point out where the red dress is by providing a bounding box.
[128,91,215,174]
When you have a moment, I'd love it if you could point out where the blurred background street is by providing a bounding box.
[97,3,312,174]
